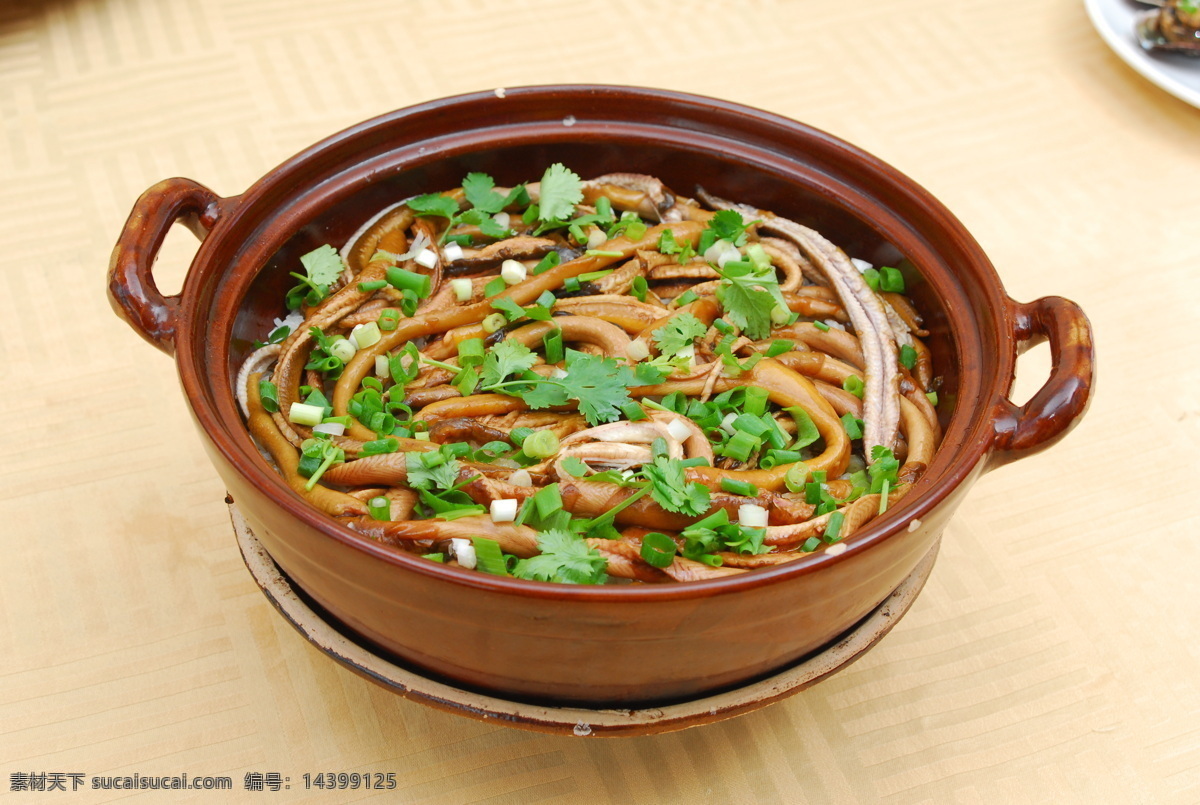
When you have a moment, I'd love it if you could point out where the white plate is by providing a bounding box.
[1085,0,1200,107]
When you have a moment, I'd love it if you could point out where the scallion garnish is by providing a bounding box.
[899,344,917,370]
[720,478,758,497]
[368,496,391,521]
[640,532,678,569]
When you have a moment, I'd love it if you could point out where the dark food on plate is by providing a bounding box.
[237,165,942,584]
[1137,0,1200,53]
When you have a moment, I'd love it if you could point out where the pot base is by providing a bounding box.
[230,503,938,737]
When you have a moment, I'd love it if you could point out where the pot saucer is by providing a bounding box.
[230,503,937,737]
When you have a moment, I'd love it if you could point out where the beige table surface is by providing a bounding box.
[3,0,1198,802]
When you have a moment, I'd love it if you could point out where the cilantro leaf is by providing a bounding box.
[537,163,583,223]
[300,244,345,286]
[286,245,346,308]
[511,528,608,584]
[643,456,711,516]
[405,451,460,491]
[407,193,460,219]
[481,339,538,389]
[715,261,787,340]
[707,209,757,246]
[653,312,708,355]
[525,350,634,426]
[462,172,506,214]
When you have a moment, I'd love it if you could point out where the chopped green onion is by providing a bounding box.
[813,320,831,332]
[385,266,431,298]
[457,337,485,367]
[368,496,391,521]
[674,289,698,306]
[377,309,400,331]
[543,328,564,364]
[509,427,534,447]
[784,462,810,492]
[743,386,770,416]
[640,532,678,569]
[878,479,891,515]
[678,456,710,468]
[842,375,865,399]
[630,275,649,302]
[879,266,905,293]
[288,402,325,426]
[732,413,771,438]
[841,413,864,440]
[358,279,387,292]
[761,449,803,470]
[450,277,473,302]
[532,483,563,519]
[482,312,507,333]
[800,537,822,552]
[532,252,561,275]
[351,322,382,349]
[926,391,939,406]
[721,478,758,497]
[619,400,647,421]
[360,438,399,456]
[329,336,356,363]
[824,511,845,542]
[785,407,821,449]
[722,430,761,462]
[585,249,622,257]
[422,553,446,563]
[766,340,793,357]
[522,430,560,458]
[258,379,279,413]
[899,344,917,370]
[484,276,507,297]
[862,267,881,291]
[472,537,510,576]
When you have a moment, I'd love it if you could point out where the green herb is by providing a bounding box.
[284,244,344,309]
[842,375,865,399]
[714,259,787,340]
[926,391,939,406]
[493,349,636,426]
[867,445,900,494]
[480,339,538,388]
[705,209,757,246]
[511,528,608,585]
[652,312,708,355]
[543,328,564,364]
[813,320,831,332]
[536,163,584,223]
[643,455,711,516]
[404,449,460,492]
[560,455,589,477]
[899,344,917,370]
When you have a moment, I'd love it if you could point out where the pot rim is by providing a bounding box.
[177,84,1010,602]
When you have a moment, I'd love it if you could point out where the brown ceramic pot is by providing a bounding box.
[108,86,1093,707]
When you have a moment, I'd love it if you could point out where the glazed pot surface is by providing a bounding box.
[108,86,1093,706]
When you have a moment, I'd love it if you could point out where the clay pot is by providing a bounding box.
[108,86,1093,707]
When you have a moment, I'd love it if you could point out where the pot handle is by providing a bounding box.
[107,178,232,357]
[988,295,1094,469]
